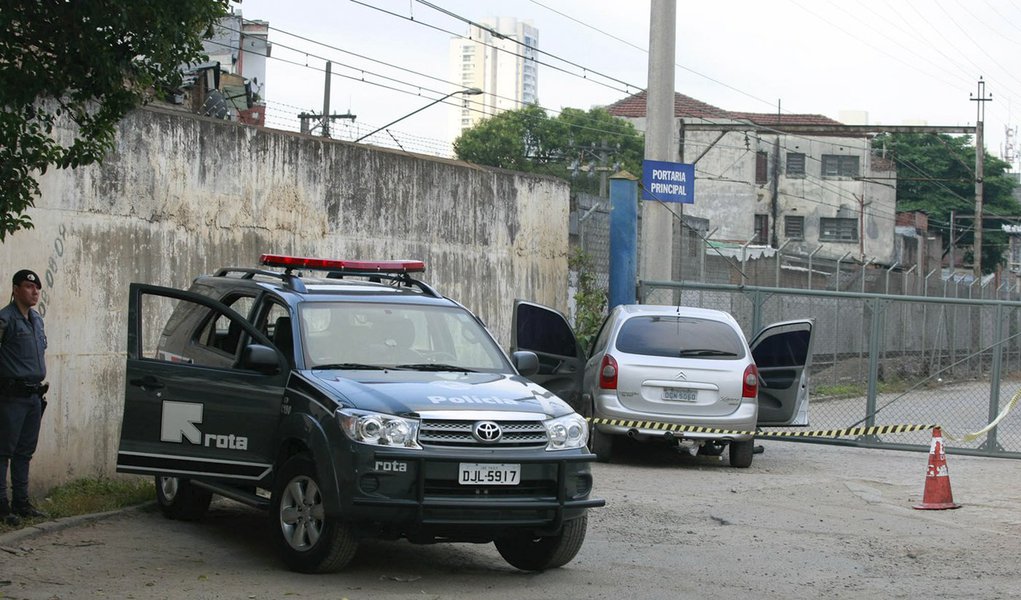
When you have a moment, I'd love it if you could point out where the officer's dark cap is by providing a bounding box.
[12,269,41,289]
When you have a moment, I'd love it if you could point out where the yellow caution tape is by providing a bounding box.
[942,387,1021,443]
[587,388,1021,441]
[586,417,936,439]
[584,385,1021,438]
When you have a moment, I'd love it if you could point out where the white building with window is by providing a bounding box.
[448,17,539,142]
[608,91,897,264]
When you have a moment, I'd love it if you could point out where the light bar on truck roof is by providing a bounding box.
[259,254,426,273]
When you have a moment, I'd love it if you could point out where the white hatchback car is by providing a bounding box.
[513,302,814,468]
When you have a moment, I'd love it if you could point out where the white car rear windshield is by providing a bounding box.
[615,316,746,359]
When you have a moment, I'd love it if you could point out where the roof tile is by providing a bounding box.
[606,91,843,127]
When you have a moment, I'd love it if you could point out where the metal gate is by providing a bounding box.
[640,280,1021,458]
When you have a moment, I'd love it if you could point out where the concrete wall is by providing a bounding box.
[1,107,570,492]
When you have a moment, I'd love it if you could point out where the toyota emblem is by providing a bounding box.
[473,421,503,443]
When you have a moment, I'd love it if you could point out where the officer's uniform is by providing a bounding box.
[0,270,47,520]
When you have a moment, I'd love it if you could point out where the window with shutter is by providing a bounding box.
[820,217,858,241]
[786,153,805,176]
[756,151,768,183]
[784,216,804,240]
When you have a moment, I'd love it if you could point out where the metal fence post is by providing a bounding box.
[921,268,938,370]
[751,288,764,336]
[835,252,851,291]
[807,244,823,290]
[700,228,717,305]
[861,256,875,293]
[980,303,1006,455]
[775,240,791,287]
[863,297,884,435]
[885,262,900,295]
[923,268,937,298]
[740,236,754,287]
[903,264,917,296]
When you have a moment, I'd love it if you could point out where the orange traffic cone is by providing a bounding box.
[913,426,961,510]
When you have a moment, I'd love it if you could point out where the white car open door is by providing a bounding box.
[750,319,815,427]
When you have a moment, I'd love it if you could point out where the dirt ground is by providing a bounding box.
[2,439,1020,599]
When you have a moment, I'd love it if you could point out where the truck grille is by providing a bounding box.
[419,419,548,448]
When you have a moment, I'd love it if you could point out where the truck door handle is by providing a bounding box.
[130,376,165,391]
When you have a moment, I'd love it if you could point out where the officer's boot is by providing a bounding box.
[0,498,21,527]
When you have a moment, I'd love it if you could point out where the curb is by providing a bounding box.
[0,502,154,547]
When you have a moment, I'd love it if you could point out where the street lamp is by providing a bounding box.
[353,88,483,143]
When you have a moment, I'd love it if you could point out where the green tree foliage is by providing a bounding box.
[0,0,231,241]
[568,248,606,351]
[877,132,1019,272]
[453,105,643,194]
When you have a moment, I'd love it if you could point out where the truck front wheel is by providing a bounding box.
[495,514,588,571]
[271,454,358,573]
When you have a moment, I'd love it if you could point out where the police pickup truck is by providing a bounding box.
[116,255,602,573]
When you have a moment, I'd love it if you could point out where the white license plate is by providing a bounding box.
[663,388,698,402]
[458,463,520,486]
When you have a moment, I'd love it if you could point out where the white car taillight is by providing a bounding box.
[599,354,618,390]
[742,363,759,399]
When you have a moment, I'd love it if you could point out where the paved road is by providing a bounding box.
[3,440,1020,599]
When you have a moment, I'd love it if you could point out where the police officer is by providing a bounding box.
[0,269,48,526]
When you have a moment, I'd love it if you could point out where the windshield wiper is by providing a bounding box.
[678,349,738,357]
[312,363,385,370]
[394,363,475,372]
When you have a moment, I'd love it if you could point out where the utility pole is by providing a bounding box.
[598,141,609,198]
[323,61,333,138]
[949,209,955,271]
[297,60,357,137]
[298,111,357,136]
[971,77,991,278]
[639,0,677,285]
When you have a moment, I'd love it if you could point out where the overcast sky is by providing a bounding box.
[238,0,1021,167]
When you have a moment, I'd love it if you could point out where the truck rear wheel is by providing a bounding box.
[155,476,212,521]
[495,514,588,571]
[271,455,358,573]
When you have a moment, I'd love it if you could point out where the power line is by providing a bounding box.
[526,0,796,113]
[350,0,640,95]
[214,11,1010,238]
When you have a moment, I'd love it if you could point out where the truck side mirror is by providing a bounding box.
[511,351,539,376]
[241,343,281,374]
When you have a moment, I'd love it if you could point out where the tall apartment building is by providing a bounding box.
[448,17,539,142]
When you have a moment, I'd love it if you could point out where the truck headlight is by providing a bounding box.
[544,414,588,450]
[338,410,422,449]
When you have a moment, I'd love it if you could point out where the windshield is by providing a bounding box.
[298,302,511,372]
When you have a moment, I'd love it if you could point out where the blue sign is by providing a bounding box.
[642,160,695,204]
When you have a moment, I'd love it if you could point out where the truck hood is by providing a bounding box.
[303,369,575,418]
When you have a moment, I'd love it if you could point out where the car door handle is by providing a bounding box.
[129,376,165,391]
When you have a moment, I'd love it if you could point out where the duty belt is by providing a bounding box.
[0,379,48,397]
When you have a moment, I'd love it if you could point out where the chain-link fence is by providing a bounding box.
[639,281,1021,459]
[572,191,1021,301]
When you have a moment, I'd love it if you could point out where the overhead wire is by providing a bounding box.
[526,0,805,113]
[350,0,640,95]
[933,0,1021,93]
[216,6,1015,249]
